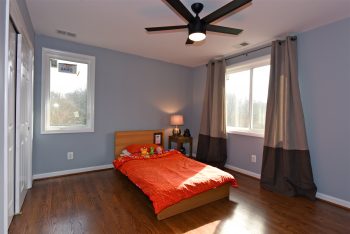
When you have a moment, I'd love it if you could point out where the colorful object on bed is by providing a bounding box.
[113,150,238,214]
[120,149,131,157]
[156,146,163,154]
[140,147,148,156]
[126,144,161,154]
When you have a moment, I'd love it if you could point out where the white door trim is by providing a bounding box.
[14,34,33,213]
[1,1,10,233]
[26,45,34,190]
[9,0,33,48]
[0,0,34,231]
[15,33,24,214]
[9,0,34,191]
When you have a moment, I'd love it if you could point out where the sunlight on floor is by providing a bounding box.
[184,204,266,234]
[184,220,221,234]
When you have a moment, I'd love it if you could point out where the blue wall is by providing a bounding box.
[190,18,350,203]
[33,35,192,174]
[226,134,264,175]
[298,18,350,202]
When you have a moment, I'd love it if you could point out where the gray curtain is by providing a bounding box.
[197,58,227,167]
[261,37,317,200]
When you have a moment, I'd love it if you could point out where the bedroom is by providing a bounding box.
[0,0,349,233]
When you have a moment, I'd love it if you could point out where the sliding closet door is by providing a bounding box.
[26,40,34,189]
[7,20,17,227]
[15,34,33,213]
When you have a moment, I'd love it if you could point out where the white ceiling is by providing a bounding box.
[26,0,350,67]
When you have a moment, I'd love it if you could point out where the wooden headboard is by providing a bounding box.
[114,129,164,158]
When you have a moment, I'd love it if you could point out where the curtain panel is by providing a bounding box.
[260,37,317,200]
[196,58,227,167]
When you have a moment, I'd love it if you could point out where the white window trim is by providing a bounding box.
[41,48,95,134]
[226,55,270,73]
[227,127,264,138]
[226,55,270,138]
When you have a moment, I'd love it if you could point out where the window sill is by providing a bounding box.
[41,128,94,134]
[227,130,264,138]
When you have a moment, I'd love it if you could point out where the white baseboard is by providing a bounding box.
[224,164,350,209]
[316,192,350,209]
[32,162,350,209]
[225,164,261,179]
[33,164,114,180]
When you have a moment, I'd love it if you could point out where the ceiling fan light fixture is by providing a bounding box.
[145,0,252,44]
[188,16,206,42]
[189,32,206,42]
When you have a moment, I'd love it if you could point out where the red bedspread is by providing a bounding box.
[113,150,238,214]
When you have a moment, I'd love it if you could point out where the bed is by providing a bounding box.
[113,129,237,220]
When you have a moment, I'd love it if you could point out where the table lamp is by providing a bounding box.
[170,114,184,136]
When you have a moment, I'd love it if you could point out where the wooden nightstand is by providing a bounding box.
[168,135,193,157]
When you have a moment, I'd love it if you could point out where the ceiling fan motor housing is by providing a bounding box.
[188,17,206,36]
[191,3,204,15]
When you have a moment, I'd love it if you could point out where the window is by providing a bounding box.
[41,48,95,134]
[226,56,270,137]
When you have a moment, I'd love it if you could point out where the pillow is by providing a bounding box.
[125,144,160,154]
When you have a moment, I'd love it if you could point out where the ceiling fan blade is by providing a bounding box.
[165,0,194,22]
[202,0,252,24]
[145,25,187,32]
[206,25,243,35]
[186,38,194,44]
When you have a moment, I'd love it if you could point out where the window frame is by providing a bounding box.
[225,55,270,138]
[41,48,95,134]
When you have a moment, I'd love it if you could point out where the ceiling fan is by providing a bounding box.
[145,0,252,44]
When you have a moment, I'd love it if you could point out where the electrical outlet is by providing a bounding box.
[251,154,256,163]
[67,152,74,160]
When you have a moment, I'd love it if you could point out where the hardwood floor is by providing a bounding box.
[9,169,349,234]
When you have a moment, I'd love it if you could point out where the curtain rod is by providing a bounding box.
[224,44,271,61]
[209,36,297,65]
[206,44,271,66]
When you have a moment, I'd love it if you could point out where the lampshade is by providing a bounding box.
[170,115,184,126]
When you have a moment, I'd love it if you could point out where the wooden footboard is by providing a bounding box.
[157,183,230,220]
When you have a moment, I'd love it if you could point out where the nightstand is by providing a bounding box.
[168,135,193,157]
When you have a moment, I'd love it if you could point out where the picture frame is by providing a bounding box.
[153,132,163,145]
